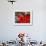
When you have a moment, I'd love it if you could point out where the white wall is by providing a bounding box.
[0,0,46,42]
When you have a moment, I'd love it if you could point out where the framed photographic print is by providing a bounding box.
[14,10,32,26]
